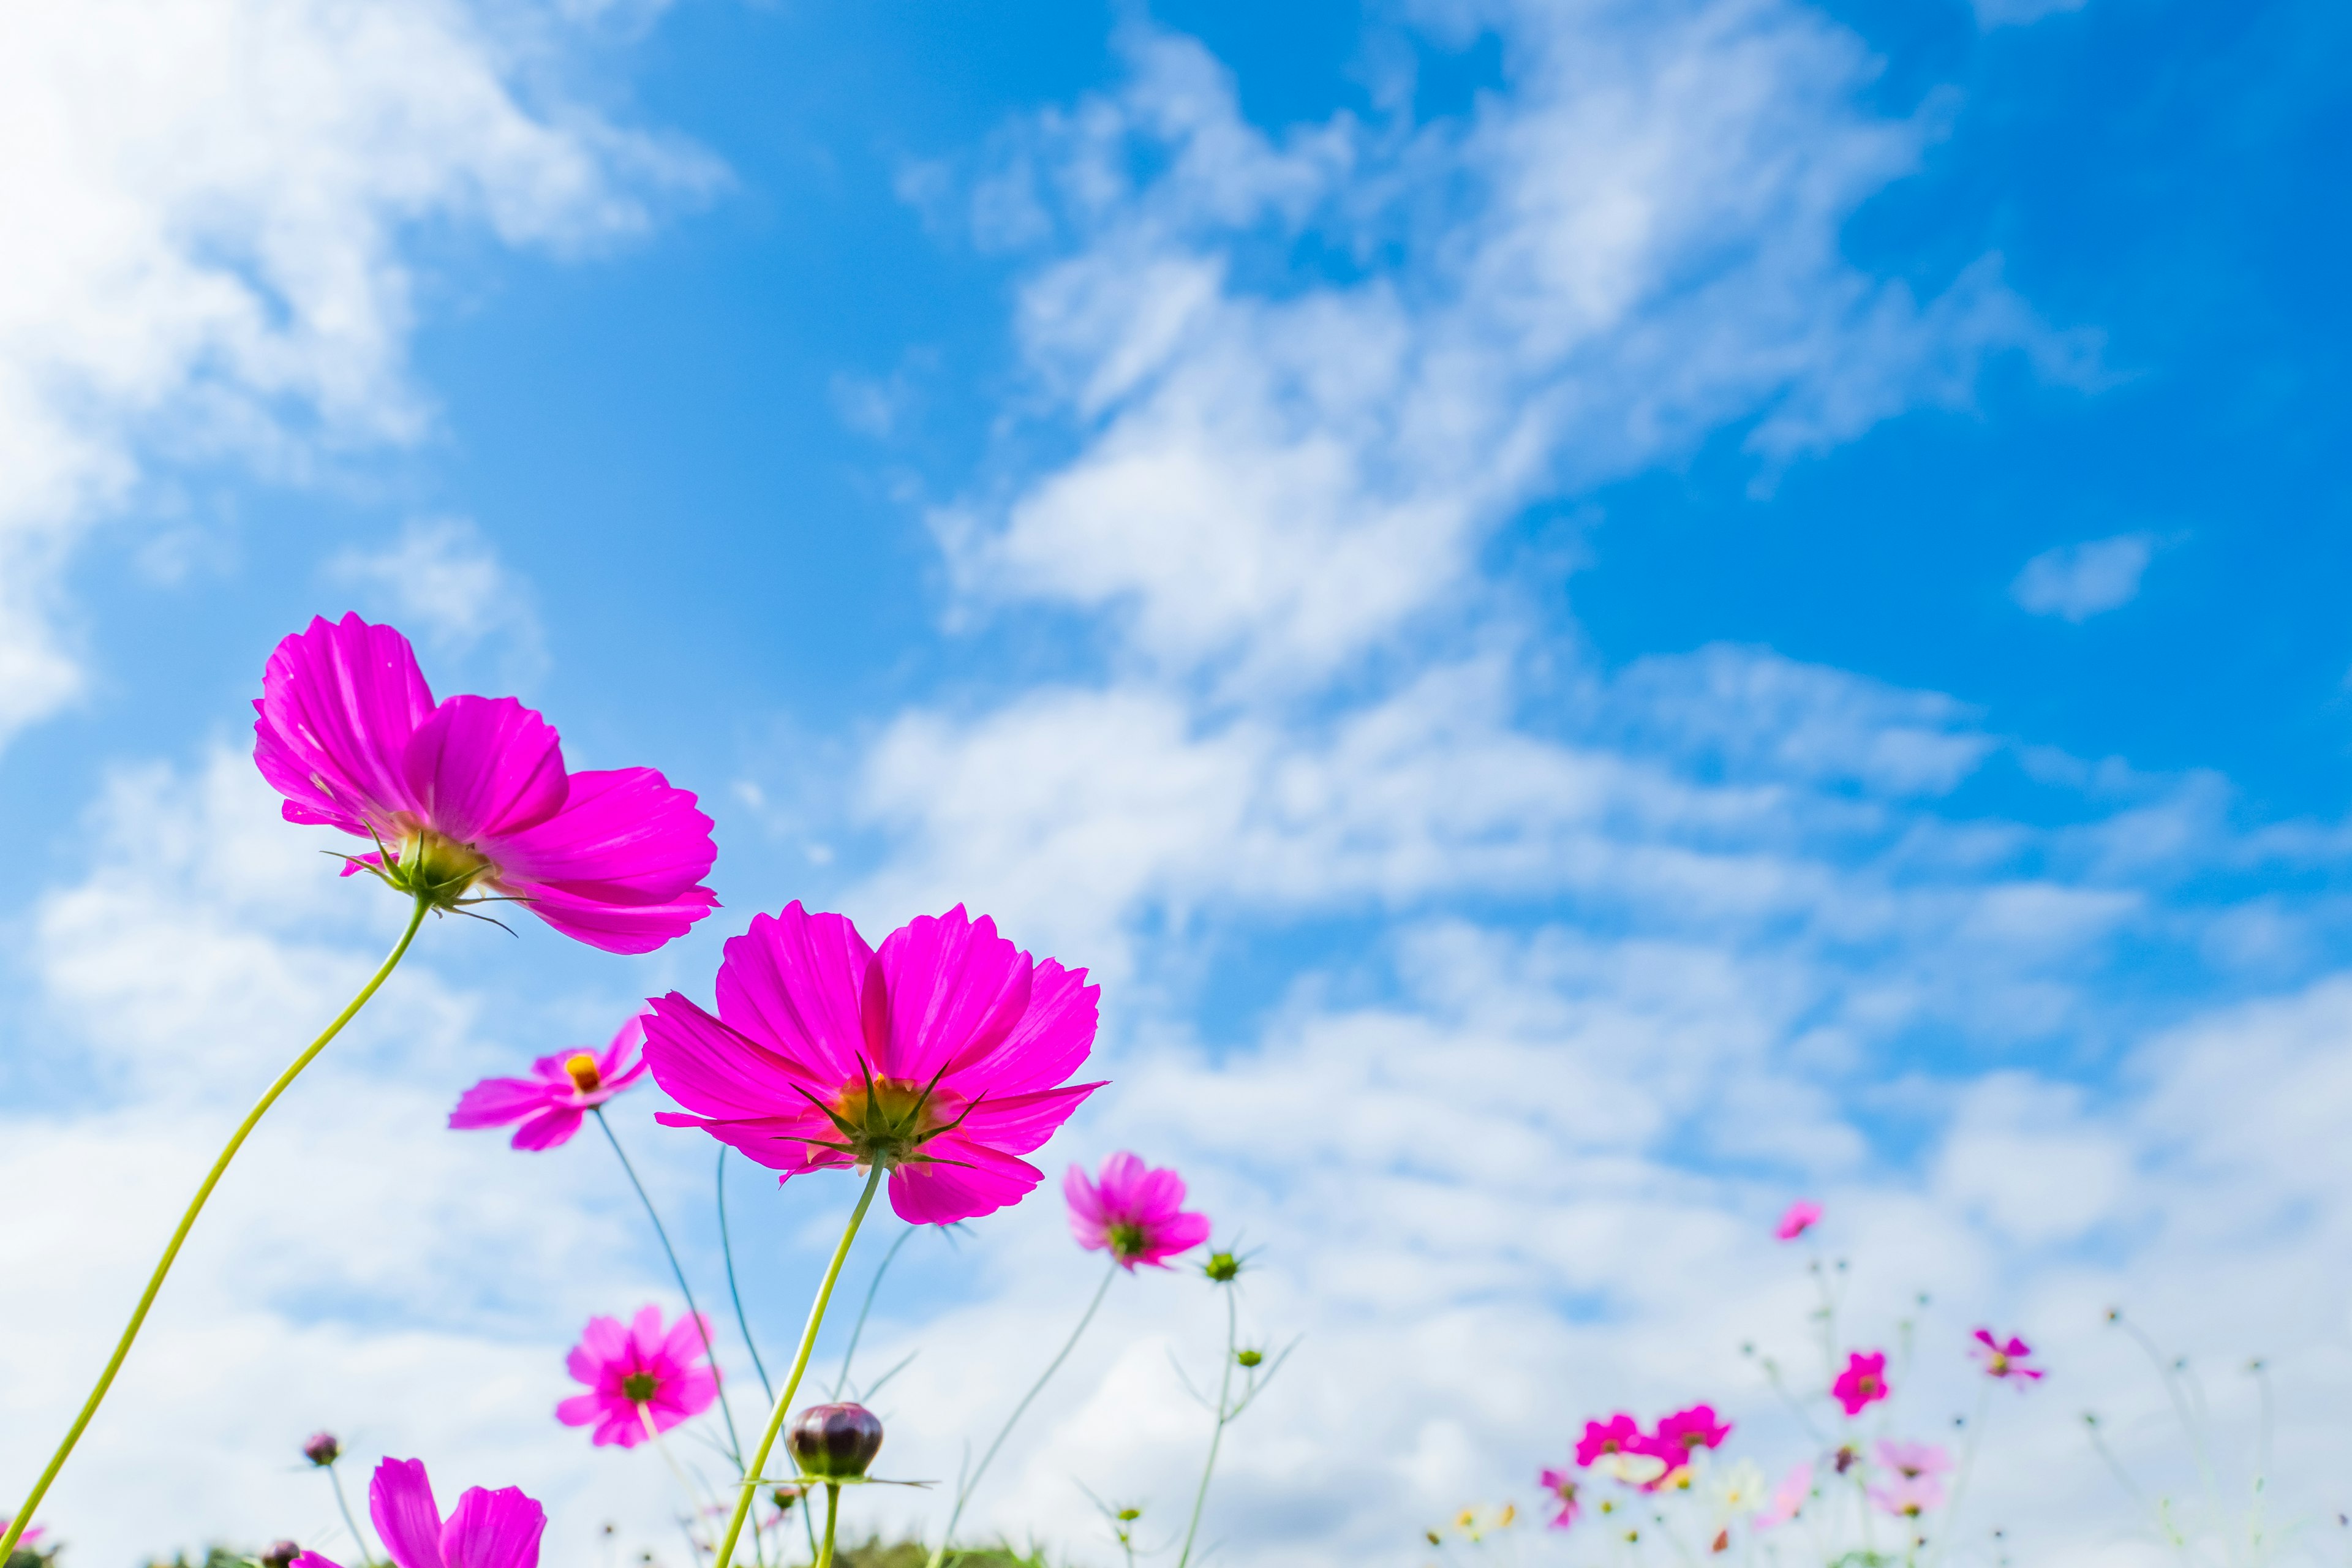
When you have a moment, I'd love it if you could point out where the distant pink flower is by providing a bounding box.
[556,1306,720,1448]
[644,902,1106,1224]
[1972,1328,2045,1383]
[291,1457,545,1568]
[1065,1152,1211,1270]
[1646,1404,1732,1461]
[1,1520,42,1549]
[449,1016,651,1150]
[1833,1351,1891,1416]
[253,613,717,954]
[1754,1462,1811,1531]
[1537,1468,1581,1529]
[1869,1472,1945,1519]
[1575,1414,1645,1467]
[1775,1200,1822,1241]
[1875,1439,1952,1482]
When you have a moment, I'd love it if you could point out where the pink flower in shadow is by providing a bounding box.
[291,1458,545,1568]
[1754,1461,1811,1531]
[253,613,717,953]
[449,1016,652,1151]
[556,1305,720,1449]
[644,902,1106,1225]
[1869,1472,1946,1518]
[1537,1469,1581,1529]
[1833,1350,1891,1416]
[1066,1152,1211,1270]
[1575,1414,1644,1467]
[1972,1328,2045,1383]
[1775,1200,1822,1240]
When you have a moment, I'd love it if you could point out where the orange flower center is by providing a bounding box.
[565,1053,603,1093]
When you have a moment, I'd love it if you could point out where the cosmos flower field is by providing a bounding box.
[0,617,2296,1568]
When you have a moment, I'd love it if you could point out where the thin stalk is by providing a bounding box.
[1924,1382,1993,1568]
[927,1259,1120,1568]
[816,1484,841,1568]
[0,895,432,1562]
[717,1149,776,1404]
[594,1107,745,1468]
[1176,1286,1240,1568]
[711,1164,888,1568]
[831,1226,919,1399]
[326,1462,375,1566]
[643,1404,721,1556]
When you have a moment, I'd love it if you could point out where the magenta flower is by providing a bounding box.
[0,1520,41,1549]
[643,902,1105,1224]
[290,1458,545,1568]
[1875,1439,1952,1481]
[1065,1152,1212,1270]
[449,1016,651,1150]
[1972,1328,2045,1383]
[1646,1404,1732,1462]
[1574,1414,1644,1467]
[1868,1471,1945,1518]
[1833,1351,1891,1416]
[556,1305,720,1448]
[1754,1462,1811,1531]
[1537,1468,1581,1530]
[1774,1199,1822,1241]
[252,613,718,954]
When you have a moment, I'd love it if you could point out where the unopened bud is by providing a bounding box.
[1235,1348,1263,1368]
[260,1542,301,1568]
[1116,1509,1140,1523]
[1204,1251,1241,1283]
[787,1402,883,1482]
[301,1432,341,1468]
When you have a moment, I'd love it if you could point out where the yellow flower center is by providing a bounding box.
[565,1054,603,1093]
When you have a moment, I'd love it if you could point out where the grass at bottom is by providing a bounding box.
[834,1540,1050,1568]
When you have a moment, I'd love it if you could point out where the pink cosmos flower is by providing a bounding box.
[556,1305,720,1448]
[1754,1461,1810,1531]
[1065,1152,1212,1270]
[1537,1468,1580,1530]
[1972,1328,2045,1383]
[1875,1439,1953,1482]
[290,1457,545,1568]
[1775,1200,1822,1241]
[1574,1414,1644,1467]
[1832,1350,1891,1416]
[1646,1404,1732,1463]
[1,1520,42,1549]
[449,1016,652,1150]
[1869,1472,1945,1518]
[253,613,718,954]
[643,902,1105,1225]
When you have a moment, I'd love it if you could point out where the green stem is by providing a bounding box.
[712,1164,888,1568]
[0,895,432,1564]
[927,1259,1120,1568]
[816,1483,841,1568]
[326,1461,375,1567]
[831,1226,919,1400]
[1175,1286,1239,1568]
[594,1107,745,1468]
[717,1149,776,1404]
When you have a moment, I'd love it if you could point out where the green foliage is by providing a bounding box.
[832,1541,1050,1568]
[142,1550,254,1568]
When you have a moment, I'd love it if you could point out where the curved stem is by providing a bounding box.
[712,1164,888,1568]
[1176,1286,1240,1568]
[816,1483,841,1568]
[831,1226,919,1400]
[927,1259,1120,1568]
[0,895,432,1562]
[717,1149,775,1404]
[326,1462,374,1567]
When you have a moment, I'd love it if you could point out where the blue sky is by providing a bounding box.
[3,1,2351,1564]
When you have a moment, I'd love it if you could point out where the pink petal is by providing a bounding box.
[1147,1210,1213,1259]
[258,614,435,832]
[945,957,1101,1097]
[1096,1151,1147,1210]
[948,1081,1107,1156]
[643,993,827,1121]
[512,882,719,956]
[492,767,717,903]
[293,1555,348,1568]
[711,905,878,1085]
[628,1303,668,1357]
[579,1314,630,1364]
[439,1486,546,1568]
[654,1109,844,1177]
[873,907,1033,1084]
[509,1106,584,1151]
[889,1138,1044,1224]
[369,1458,447,1568]
[254,701,363,831]
[402,696,568,845]
[556,1392,606,1427]
[448,1077,553,1131]
[597,1016,647,1077]
[1062,1164,1106,1226]
[662,1311,712,1368]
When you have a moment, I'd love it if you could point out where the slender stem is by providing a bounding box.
[816,1483,841,1568]
[1923,1381,1992,1568]
[326,1462,375,1566]
[1176,1287,1240,1568]
[0,895,432,1562]
[642,1404,719,1555]
[717,1149,776,1404]
[712,1164,888,1568]
[595,1107,745,1468]
[832,1226,919,1400]
[928,1259,1121,1568]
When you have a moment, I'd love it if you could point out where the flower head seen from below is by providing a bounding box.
[1646,1404,1732,1464]
[1575,1414,1643,1467]
[1754,1462,1811,1531]
[449,1016,651,1150]
[787,1403,884,1482]
[1833,1350,1892,1416]
[1875,1440,1953,1483]
[556,1306,719,1448]
[1065,1152,1212,1270]
[289,1457,546,1568]
[302,1432,342,1468]
[253,613,718,954]
[1774,1199,1822,1241]
[1537,1469,1581,1530]
[1972,1328,2046,1384]
[644,902,1105,1224]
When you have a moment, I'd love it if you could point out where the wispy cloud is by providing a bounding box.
[2012,533,2156,620]
[326,516,547,685]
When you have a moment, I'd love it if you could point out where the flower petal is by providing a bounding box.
[644,993,830,1121]
[873,907,1033,1084]
[509,1106,583,1151]
[510,882,719,956]
[943,957,1100,1098]
[439,1485,546,1568]
[402,695,569,846]
[258,614,435,832]
[889,1138,1044,1224]
[711,904,877,1085]
[945,1081,1106,1157]
[492,767,716,903]
[448,1077,552,1131]
[369,1457,447,1568]
[556,1392,606,1427]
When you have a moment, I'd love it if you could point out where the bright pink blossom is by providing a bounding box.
[1646,1404,1732,1461]
[1065,1152,1211,1270]
[1575,1414,1644,1467]
[1868,1472,1945,1518]
[1537,1468,1581,1529]
[449,1016,651,1150]
[1832,1350,1891,1416]
[1875,1439,1952,1481]
[1754,1462,1810,1531]
[1972,1328,2045,1383]
[1775,1200,1822,1241]
[644,902,1105,1225]
[253,613,717,954]
[555,1306,720,1448]
[291,1458,545,1568]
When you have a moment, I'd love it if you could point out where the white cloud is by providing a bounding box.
[2011,533,2155,620]
[326,516,547,684]
[1974,0,2090,28]
[0,0,712,752]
